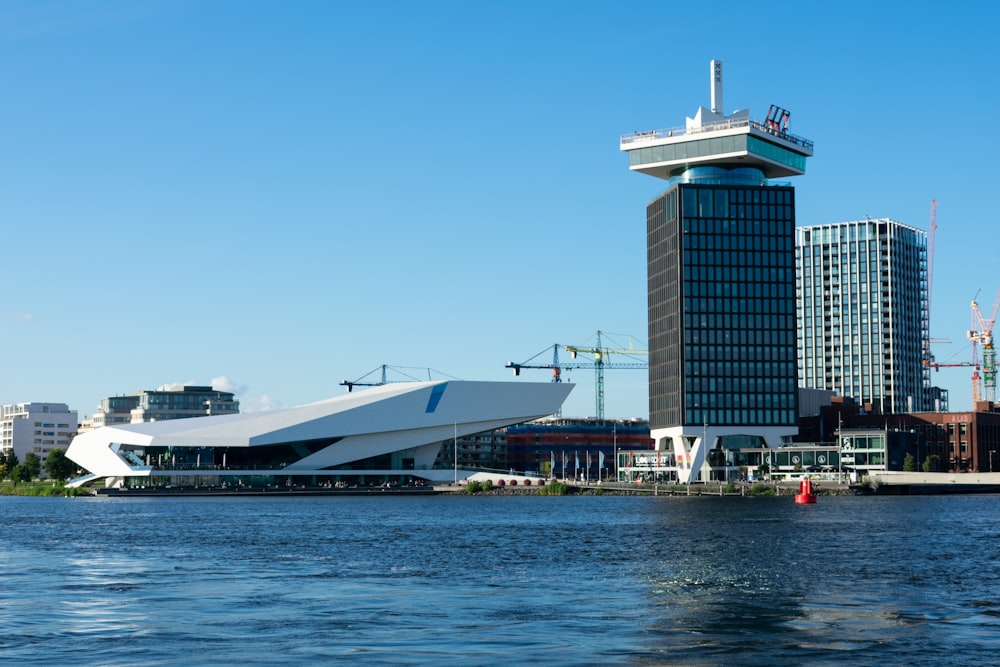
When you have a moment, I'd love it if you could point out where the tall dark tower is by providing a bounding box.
[620,60,813,483]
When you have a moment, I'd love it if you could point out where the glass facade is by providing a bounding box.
[627,134,808,175]
[648,183,799,430]
[795,220,929,413]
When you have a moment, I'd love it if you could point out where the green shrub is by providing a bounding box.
[749,482,775,496]
[0,480,90,497]
[537,481,571,496]
[465,480,494,494]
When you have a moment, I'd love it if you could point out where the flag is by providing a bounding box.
[575,451,580,470]
[599,450,605,469]
[550,451,555,472]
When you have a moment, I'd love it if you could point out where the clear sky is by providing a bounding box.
[1,0,996,419]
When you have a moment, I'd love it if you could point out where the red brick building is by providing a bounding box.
[798,397,1000,472]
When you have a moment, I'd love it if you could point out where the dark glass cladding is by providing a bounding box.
[648,184,798,430]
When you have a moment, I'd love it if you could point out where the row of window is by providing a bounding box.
[687,392,795,409]
[684,360,796,380]
[684,279,794,298]
[684,297,795,316]
[629,134,807,176]
[687,375,796,394]
[687,235,793,256]
[687,329,791,348]
[684,408,797,426]
[683,187,795,222]
[684,217,793,237]
[798,220,925,245]
[686,312,793,330]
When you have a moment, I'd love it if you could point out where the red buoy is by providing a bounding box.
[794,478,817,504]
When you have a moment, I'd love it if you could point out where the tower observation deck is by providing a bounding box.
[623,60,813,485]
[620,60,813,184]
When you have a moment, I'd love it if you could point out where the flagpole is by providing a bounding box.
[453,422,457,484]
[613,423,617,483]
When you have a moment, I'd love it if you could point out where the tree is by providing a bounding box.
[903,452,917,472]
[923,454,941,473]
[45,449,76,481]
[10,464,29,483]
[0,449,18,479]
[23,452,42,480]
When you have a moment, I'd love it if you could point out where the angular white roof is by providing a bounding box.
[67,380,573,482]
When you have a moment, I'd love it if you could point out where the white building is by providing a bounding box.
[67,380,572,489]
[0,402,79,467]
[795,218,936,413]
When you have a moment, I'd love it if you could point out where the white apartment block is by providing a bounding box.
[0,402,79,465]
[796,219,932,413]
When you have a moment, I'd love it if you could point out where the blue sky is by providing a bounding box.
[1,1,995,419]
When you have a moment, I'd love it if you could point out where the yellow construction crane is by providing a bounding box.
[969,288,1000,403]
[506,330,647,419]
[565,331,648,420]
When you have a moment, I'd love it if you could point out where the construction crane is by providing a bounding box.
[922,199,958,400]
[341,365,457,392]
[565,331,648,420]
[505,344,566,382]
[923,200,938,371]
[506,344,591,417]
[506,332,647,419]
[969,287,1000,403]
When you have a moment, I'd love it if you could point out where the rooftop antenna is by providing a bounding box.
[710,59,723,114]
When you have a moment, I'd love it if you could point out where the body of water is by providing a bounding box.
[2,493,998,665]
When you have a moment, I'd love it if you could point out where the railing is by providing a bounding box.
[621,116,813,151]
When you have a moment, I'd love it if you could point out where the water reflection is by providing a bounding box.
[629,495,1000,665]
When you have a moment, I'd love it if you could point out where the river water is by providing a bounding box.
[1,493,998,665]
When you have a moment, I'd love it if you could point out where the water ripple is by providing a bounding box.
[2,494,999,665]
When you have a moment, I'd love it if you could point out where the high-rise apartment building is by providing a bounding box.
[620,61,813,483]
[795,218,936,413]
[0,402,79,467]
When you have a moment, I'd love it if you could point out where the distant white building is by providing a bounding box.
[0,402,79,467]
[80,385,239,432]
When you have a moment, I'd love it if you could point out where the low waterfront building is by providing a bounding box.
[798,395,1000,473]
[433,429,509,473]
[614,432,913,485]
[66,380,572,489]
[505,417,653,481]
[0,402,79,471]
